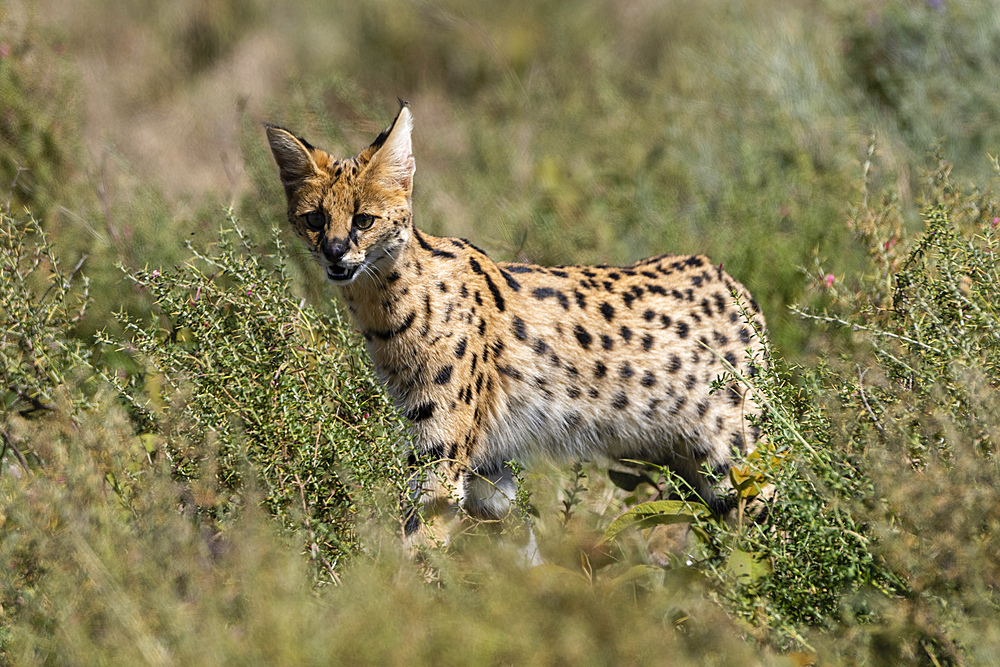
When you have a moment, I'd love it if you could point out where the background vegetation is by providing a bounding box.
[3,0,1000,663]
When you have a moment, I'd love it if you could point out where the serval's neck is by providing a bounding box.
[339,226,435,345]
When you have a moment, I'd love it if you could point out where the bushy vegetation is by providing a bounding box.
[4,0,1000,663]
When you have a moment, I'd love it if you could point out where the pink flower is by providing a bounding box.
[824,274,835,288]
[151,269,160,278]
[884,237,897,251]
[993,217,999,229]
[0,44,10,59]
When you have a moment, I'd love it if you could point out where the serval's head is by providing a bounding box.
[265,103,415,286]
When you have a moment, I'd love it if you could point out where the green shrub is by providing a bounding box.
[0,210,92,451]
[598,152,1000,663]
[98,211,410,580]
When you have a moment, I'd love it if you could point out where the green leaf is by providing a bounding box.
[726,549,772,584]
[600,500,714,545]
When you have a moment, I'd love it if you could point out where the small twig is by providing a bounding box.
[790,306,945,355]
[856,365,886,438]
[40,253,89,306]
[5,164,27,215]
[0,425,32,475]
[8,384,55,413]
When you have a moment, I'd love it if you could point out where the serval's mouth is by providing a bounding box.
[325,263,358,284]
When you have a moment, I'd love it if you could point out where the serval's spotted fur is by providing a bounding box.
[265,103,767,557]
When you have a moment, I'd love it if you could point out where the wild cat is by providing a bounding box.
[265,103,767,557]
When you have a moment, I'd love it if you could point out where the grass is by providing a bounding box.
[4,0,1000,663]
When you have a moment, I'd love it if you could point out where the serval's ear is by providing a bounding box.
[361,102,415,192]
[264,124,320,194]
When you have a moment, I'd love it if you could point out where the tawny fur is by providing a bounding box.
[266,104,767,553]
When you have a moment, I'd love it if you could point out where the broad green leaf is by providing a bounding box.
[609,564,663,587]
[600,500,714,545]
[726,549,772,584]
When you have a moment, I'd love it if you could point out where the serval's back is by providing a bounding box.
[265,103,767,556]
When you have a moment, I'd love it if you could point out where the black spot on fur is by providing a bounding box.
[740,327,752,344]
[612,391,629,410]
[406,402,435,422]
[714,292,728,315]
[469,257,506,312]
[660,315,672,329]
[685,374,697,390]
[724,351,738,368]
[434,366,453,385]
[620,362,635,379]
[601,335,614,351]
[676,320,689,339]
[574,324,593,349]
[500,269,522,292]
[532,287,570,310]
[731,432,746,453]
[365,311,416,341]
[415,229,457,259]
[512,316,527,341]
[641,371,656,387]
[588,387,600,399]
[533,338,549,355]
[594,361,608,379]
[668,355,682,373]
[455,336,468,358]
[619,326,633,342]
[567,386,581,399]
[404,512,421,536]
[642,333,654,351]
[643,309,656,322]
[574,291,587,309]
[499,365,523,381]
[600,302,615,322]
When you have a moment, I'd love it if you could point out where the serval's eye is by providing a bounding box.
[354,213,376,230]
[304,210,325,231]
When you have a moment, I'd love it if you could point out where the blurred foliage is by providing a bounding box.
[0,5,84,221]
[97,213,410,580]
